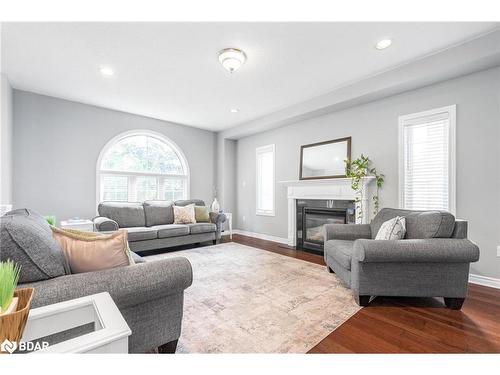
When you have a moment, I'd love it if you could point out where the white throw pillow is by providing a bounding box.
[173,204,196,224]
[375,216,406,240]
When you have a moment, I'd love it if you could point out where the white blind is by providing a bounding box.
[401,110,452,211]
[256,144,275,215]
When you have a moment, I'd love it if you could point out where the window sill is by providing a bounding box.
[256,211,275,217]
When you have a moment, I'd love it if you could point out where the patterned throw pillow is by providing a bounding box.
[173,204,196,224]
[375,216,406,240]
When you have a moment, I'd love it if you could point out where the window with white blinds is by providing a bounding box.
[399,105,456,213]
[97,131,189,204]
[256,144,275,216]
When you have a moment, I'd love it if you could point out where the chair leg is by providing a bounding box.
[354,294,371,307]
[212,239,217,245]
[327,266,334,273]
[158,339,178,354]
[444,297,465,310]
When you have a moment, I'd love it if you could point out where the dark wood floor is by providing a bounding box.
[221,234,500,353]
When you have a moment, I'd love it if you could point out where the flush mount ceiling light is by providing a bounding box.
[375,39,393,50]
[218,48,247,73]
[230,108,240,113]
[100,66,114,77]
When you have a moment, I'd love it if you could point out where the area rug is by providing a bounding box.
[145,243,360,353]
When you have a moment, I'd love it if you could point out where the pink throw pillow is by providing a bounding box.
[52,227,134,274]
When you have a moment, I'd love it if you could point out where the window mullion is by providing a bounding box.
[129,176,137,202]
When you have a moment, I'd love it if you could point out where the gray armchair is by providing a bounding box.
[323,208,480,309]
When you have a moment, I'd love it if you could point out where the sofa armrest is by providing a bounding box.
[93,216,119,232]
[353,238,480,263]
[323,224,371,242]
[22,257,193,309]
[209,212,227,240]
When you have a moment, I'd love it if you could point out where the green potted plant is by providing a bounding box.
[0,260,21,316]
[0,260,34,346]
[345,154,384,222]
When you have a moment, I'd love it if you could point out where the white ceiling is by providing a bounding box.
[2,22,498,132]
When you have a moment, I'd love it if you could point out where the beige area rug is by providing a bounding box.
[146,243,361,353]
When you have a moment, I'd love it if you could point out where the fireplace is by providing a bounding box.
[296,199,355,253]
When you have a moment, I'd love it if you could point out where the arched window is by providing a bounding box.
[97,130,189,203]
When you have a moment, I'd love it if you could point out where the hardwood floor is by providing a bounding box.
[221,234,500,353]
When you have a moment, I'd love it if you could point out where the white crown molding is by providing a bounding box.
[469,274,500,290]
[222,29,500,140]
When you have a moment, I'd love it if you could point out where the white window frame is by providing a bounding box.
[255,144,276,216]
[96,129,190,206]
[398,105,456,214]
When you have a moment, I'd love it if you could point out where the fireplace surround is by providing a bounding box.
[279,177,376,247]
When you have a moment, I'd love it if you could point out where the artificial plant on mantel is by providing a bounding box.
[345,154,384,223]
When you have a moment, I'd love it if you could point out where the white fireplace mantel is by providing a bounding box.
[279,177,376,246]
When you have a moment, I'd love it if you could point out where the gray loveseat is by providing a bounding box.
[323,208,480,310]
[93,199,226,253]
[1,208,193,353]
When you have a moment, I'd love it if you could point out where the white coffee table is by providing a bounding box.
[60,219,94,232]
[21,292,131,353]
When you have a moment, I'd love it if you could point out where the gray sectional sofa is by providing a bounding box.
[93,199,226,253]
[323,208,480,310]
[1,208,193,353]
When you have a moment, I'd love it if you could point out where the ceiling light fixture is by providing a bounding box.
[218,48,247,73]
[230,108,240,113]
[100,66,114,77]
[375,39,392,50]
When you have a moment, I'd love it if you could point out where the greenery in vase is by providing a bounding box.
[345,154,385,221]
[0,260,21,313]
[45,215,56,226]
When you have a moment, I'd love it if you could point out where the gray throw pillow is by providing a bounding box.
[0,209,69,283]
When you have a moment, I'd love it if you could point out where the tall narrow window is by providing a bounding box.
[97,131,189,203]
[256,144,275,216]
[399,105,456,213]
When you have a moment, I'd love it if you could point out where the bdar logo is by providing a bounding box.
[1,339,17,354]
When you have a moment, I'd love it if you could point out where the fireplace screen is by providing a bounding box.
[295,199,355,253]
[304,210,346,244]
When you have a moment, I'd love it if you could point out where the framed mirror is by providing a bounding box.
[299,137,351,180]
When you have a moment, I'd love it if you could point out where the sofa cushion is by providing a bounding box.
[143,200,175,227]
[98,202,145,228]
[370,208,455,239]
[324,240,354,270]
[124,227,158,242]
[0,209,69,283]
[152,224,190,238]
[187,222,217,235]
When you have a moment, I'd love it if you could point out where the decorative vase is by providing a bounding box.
[211,198,220,213]
[0,288,34,350]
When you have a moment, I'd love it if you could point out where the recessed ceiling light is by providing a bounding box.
[230,108,240,113]
[100,66,114,77]
[218,48,247,73]
[375,39,392,50]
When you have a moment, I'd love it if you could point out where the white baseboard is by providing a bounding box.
[229,229,289,245]
[469,274,500,289]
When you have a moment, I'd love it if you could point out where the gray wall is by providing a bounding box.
[0,74,13,205]
[236,67,500,279]
[13,90,216,223]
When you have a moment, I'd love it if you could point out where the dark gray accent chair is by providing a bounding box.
[323,208,480,310]
[1,208,193,353]
[94,199,226,253]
